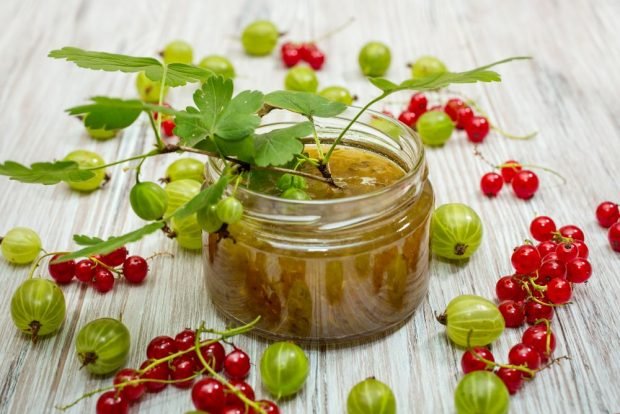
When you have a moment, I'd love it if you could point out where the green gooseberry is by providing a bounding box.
[358,41,392,77]
[63,150,106,192]
[130,181,168,221]
[241,20,279,56]
[411,55,447,79]
[198,55,236,78]
[284,66,319,93]
[136,71,169,103]
[319,86,354,105]
[416,110,455,146]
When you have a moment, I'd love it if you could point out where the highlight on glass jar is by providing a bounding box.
[203,107,434,343]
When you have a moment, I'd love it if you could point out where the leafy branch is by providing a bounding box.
[48,47,213,87]
[323,56,531,162]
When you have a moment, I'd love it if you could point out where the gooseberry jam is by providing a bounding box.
[203,109,433,342]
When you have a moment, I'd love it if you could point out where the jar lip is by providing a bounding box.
[209,107,425,205]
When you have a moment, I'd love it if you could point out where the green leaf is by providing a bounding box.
[67,97,144,130]
[57,222,165,262]
[215,136,255,163]
[73,235,104,246]
[264,90,347,118]
[170,175,230,220]
[215,90,263,141]
[0,160,95,185]
[49,47,212,87]
[253,122,312,167]
[67,98,201,131]
[368,77,398,92]
[175,77,263,146]
[396,57,531,91]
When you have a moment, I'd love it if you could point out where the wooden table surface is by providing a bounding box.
[1,0,620,413]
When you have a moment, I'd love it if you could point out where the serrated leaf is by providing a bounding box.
[175,77,263,146]
[56,222,165,262]
[215,90,263,141]
[67,97,144,130]
[396,57,531,91]
[368,77,398,92]
[253,122,312,167]
[73,235,104,246]
[264,91,347,118]
[49,47,212,87]
[171,175,230,220]
[0,160,95,185]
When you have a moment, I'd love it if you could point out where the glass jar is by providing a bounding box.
[203,108,434,343]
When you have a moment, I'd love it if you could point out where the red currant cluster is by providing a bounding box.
[459,217,591,395]
[396,96,491,143]
[48,246,149,293]
[595,201,620,252]
[280,42,325,69]
[96,328,279,414]
[481,160,540,199]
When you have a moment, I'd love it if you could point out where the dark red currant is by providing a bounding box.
[224,349,251,379]
[465,116,490,143]
[511,170,539,199]
[48,254,75,284]
[460,347,495,374]
[530,216,556,242]
[480,172,503,197]
[500,160,522,183]
[596,201,619,228]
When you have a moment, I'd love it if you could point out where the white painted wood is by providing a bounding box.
[1,0,619,413]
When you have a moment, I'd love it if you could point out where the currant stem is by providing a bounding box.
[445,89,537,140]
[193,323,266,414]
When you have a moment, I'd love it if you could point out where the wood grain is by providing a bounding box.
[1,0,620,413]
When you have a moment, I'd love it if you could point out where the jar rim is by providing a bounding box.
[208,107,425,206]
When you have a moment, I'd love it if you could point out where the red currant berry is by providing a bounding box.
[572,240,589,259]
[500,160,522,183]
[498,300,525,328]
[281,47,301,67]
[460,347,494,374]
[480,172,503,197]
[496,276,527,302]
[174,329,196,352]
[398,110,419,128]
[96,391,128,414]
[224,349,251,379]
[113,368,146,403]
[546,277,572,304]
[191,377,226,412]
[609,222,620,252]
[525,300,554,324]
[199,341,226,372]
[511,170,539,199]
[139,359,170,393]
[122,255,148,284]
[496,368,524,395]
[596,201,620,228]
[101,246,128,267]
[444,98,466,121]
[306,48,325,70]
[170,354,199,388]
[542,252,559,262]
[48,254,76,284]
[162,119,176,137]
[566,258,592,283]
[258,400,281,414]
[555,242,579,263]
[511,245,541,274]
[559,224,585,241]
[508,343,541,374]
[299,43,318,61]
[455,106,474,130]
[465,116,490,143]
[536,259,566,284]
[537,241,558,257]
[147,336,178,359]
[522,324,556,363]
[92,268,115,293]
[224,379,256,407]
[530,216,556,242]
[408,93,428,113]
[75,259,96,283]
